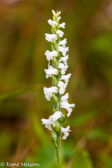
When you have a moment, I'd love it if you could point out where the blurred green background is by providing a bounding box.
[0,0,112,167]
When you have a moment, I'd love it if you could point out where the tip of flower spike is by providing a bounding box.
[52,10,61,16]
[58,11,61,15]
[52,10,55,15]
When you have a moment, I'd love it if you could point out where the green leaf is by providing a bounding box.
[0,84,43,101]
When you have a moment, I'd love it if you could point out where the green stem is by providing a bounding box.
[55,134,62,168]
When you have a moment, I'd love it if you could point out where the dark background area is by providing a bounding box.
[0,0,112,167]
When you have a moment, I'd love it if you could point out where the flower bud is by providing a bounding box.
[51,130,58,147]
[54,121,61,134]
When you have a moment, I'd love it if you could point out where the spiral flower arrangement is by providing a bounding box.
[41,10,75,168]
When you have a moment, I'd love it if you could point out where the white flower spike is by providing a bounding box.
[42,10,75,167]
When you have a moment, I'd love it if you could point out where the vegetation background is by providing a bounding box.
[0,0,112,167]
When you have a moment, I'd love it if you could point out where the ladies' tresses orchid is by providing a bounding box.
[41,10,75,168]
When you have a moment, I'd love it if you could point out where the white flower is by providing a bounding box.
[41,118,52,130]
[61,93,75,117]
[49,111,62,125]
[56,30,64,37]
[43,87,58,101]
[44,65,58,78]
[52,10,61,16]
[58,81,67,94]
[58,63,68,74]
[45,50,58,61]
[48,19,58,27]
[59,22,65,29]
[60,55,68,65]
[41,111,62,131]
[61,93,69,102]
[61,126,71,139]
[59,38,67,47]
[45,33,58,42]
[61,73,71,83]
[58,46,69,56]
[61,101,75,117]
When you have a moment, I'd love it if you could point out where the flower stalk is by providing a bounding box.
[41,10,75,168]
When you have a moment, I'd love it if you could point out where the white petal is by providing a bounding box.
[43,87,58,101]
[41,119,52,131]
[61,73,71,83]
[60,55,68,65]
[41,111,62,130]
[52,10,55,15]
[58,81,67,94]
[44,65,58,78]
[45,50,58,61]
[58,46,69,56]
[52,10,61,16]
[56,30,64,37]
[58,11,61,15]
[61,125,71,139]
[49,111,62,126]
[45,33,58,42]
[61,93,69,102]
[59,38,67,47]
[58,63,68,74]
[48,19,58,27]
[59,22,65,29]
